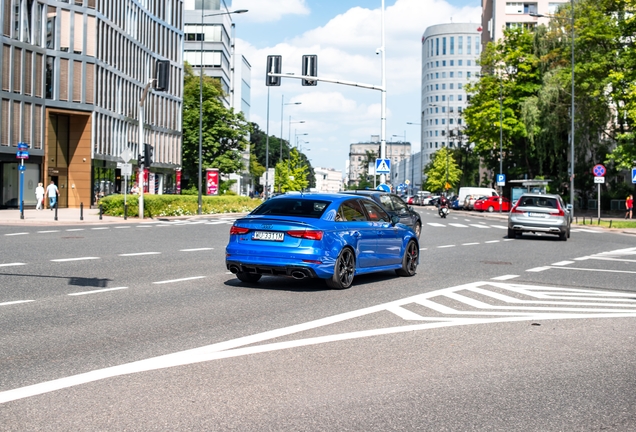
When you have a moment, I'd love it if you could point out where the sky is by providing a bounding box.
[228,0,481,174]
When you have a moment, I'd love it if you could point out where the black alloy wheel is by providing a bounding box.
[236,272,262,283]
[326,248,355,289]
[396,239,418,276]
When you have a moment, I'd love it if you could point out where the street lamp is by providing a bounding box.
[295,131,308,148]
[407,122,421,195]
[288,118,305,145]
[430,100,450,193]
[198,8,248,214]
[530,0,575,216]
[280,98,301,161]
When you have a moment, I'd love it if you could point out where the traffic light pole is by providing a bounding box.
[138,80,154,219]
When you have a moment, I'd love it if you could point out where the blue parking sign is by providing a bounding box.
[632,168,636,184]
[496,174,506,186]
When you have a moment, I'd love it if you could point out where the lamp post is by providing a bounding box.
[280,98,301,161]
[530,0,575,216]
[430,100,450,194]
[198,8,248,214]
[294,131,308,148]
[407,122,421,195]
[288,118,305,145]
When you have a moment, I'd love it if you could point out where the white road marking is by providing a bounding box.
[68,287,128,296]
[462,242,479,246]
[65,229,84,232]
[571,229,601,233]
[136,225,154,228]
[503,239,515,242]
[91,227,109,230]
[552,260,574,266]
[37,230,60,234]
[206,221,231,225]
[2,280,635,404]
[491,275,519,280]
[51,257,100,262]
[118,252,161,257]
[5,232,28,236]
[485,240,500,243]
[0,263,26,267]
[526,266,550,272]
[490,225,508,229]
[180,248,214,252]
[449,223,468,228]
[153,276,206,284]
[546,266,636,275]
[469,224,490,229]
[419,248,427,251]
[438,245,455,248]
[114,226,131,229]
[427,223,446,227]
[0,300,34,307]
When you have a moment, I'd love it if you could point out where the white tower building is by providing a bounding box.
[420,23,483,165]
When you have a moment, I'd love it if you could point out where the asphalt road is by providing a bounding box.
[1,208,635,431]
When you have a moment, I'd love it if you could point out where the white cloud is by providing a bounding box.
[230,0,310,22]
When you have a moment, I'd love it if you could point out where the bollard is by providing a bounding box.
[610,220,613,228]
[124,203,128,220]
[99,204,103,220]
[54,202,58,221]
[597,218,600,225]
[20,201,24,220]
[80,202,84,221]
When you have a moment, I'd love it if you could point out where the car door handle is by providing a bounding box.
[352,231,361,238]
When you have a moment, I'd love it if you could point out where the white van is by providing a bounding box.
[457,187,498,209]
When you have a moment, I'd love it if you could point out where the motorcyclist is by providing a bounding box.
[438,194,449,218]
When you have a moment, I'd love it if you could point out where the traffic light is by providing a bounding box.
[137,153,144,167]
[144,144,153,167]
[266,55,282,86]
[154,60,170,91]
[301,55,317,86]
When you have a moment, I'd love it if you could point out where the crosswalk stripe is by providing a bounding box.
[427,223,446,227]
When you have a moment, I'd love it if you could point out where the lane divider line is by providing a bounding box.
[68,287,128,296]
[153,276,206,284]
[51,257,100,262]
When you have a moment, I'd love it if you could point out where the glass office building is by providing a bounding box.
[0,0,183,208]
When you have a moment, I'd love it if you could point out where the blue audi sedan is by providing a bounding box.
[226,193,419,289]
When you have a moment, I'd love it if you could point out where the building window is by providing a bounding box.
[450,36,454,55]
[467,60,471,66]
[458,36,463,55]
[442,60,446,66]
[458,94,463,101]
[45,56,54,99]
[442,37,446,55]
[467,36,471,55]
[458,59,463,66]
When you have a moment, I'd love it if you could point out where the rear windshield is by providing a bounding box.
[251,198,331,218]
[518,196,558,209]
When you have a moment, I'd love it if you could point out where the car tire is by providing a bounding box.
[567,227,571,238]
[507,228,516,239]
[414,222,421,238]
[559,231,568,241]
[396,239,418,277]
[487,206,494,212]
[325,247,355,289]
[236,272,262,283]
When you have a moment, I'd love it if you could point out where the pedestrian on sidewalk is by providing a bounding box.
[46,180,59,210]
[35,182,45,210]
[626,194,633,219]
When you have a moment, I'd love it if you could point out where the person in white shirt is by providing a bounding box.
[45,181,59,210]
[35,182,45,210]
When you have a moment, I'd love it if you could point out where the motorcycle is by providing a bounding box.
[438,201,449,218]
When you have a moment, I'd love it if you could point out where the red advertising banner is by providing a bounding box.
[176,169,182,194]
[206,168,219,195]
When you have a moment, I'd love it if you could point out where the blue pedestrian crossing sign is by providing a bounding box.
[632,168,636,184]
[496,174,506,186]
[376,183,391,192]
[375,158,391,174]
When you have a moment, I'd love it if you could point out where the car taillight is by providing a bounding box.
[510,205,524,214]
[287,230,323,240]
[229,226,250,235]
[555,204,565,217]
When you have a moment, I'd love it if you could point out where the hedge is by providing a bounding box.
[98,194,261,218]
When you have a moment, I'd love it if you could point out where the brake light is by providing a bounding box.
[510,204,524,214]
[286,230,323,240]
[555,204,565,217]
[229,226,250,235]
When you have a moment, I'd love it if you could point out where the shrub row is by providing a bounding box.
[99,194,261,218]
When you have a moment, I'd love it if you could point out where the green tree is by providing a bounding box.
[274,148,310,192]
[423,147,462,192]
[181,63,251,189]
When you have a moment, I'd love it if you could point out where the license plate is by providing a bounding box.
[252,231,284,241]
[527,212,549,218]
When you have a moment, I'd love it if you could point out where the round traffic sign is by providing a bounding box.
[593,164,606,177]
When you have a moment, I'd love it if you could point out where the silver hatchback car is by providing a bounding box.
[508,193,571,241]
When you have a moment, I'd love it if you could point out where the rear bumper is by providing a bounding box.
[226,260,319,279]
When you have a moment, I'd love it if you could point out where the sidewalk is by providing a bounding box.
[0,207,130,226]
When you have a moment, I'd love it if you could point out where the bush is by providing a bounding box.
[99,194,261,218]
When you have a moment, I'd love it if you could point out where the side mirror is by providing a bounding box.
[391,215,400,225]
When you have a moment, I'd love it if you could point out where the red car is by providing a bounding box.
[473,196,510,212]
